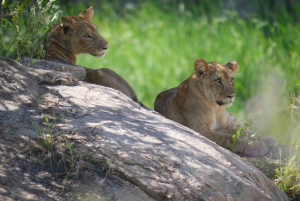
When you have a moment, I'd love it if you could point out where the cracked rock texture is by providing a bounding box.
[0,57,289,201]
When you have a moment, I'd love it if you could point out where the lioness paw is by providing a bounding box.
[54,74,77,85]
[262,137,277,149]
[234,140,268,157]
[243,143,268,157]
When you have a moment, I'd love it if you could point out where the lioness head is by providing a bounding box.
[192,58,239,107]
[46,7,108,64]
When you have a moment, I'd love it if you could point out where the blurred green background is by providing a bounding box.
[1,0,300,143]
[65,0,299,112]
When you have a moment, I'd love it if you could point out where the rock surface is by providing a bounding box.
[21,57,87,81]
[0,57,289,201]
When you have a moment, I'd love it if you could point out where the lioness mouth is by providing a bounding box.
[92,51,106,58]
[216,100,233,107]
[216,101,224,106]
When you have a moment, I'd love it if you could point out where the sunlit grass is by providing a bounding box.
[76,2,300,115]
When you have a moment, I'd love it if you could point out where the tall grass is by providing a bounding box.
[275,97,300,200]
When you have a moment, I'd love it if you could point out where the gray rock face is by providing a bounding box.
[0,57,289,201]
[21,57,87,81]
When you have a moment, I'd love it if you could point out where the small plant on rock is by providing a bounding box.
[36,114,54,151]
[231,118,261,156]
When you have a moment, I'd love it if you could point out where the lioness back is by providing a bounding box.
[85,68,138,102]
[154,87,176,114]
[154,58,276,157]
[155,81,189,125]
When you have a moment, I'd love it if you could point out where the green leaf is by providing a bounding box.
[2,0,8,7]
[1,19,12,28]
[44,115,49,124]
[51,4,60,11]
[50,12,60,23]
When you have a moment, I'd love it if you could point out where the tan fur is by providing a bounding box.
[44,7,140,104]
[155,58,276,156]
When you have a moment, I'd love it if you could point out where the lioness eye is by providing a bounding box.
[230,78,234,83]
[84,34,92,38]
[215,79,222,85]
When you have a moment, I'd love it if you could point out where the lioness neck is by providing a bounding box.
[46,36,76,65]
[189,77,213,105]
[174,77,221,115]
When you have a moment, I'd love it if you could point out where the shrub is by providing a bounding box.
[0,0,64,60]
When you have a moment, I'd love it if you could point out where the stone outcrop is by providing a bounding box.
[0,57,289,200]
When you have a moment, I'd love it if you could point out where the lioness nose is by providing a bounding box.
[226,94,235,99]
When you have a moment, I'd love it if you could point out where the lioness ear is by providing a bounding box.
[225,60,239,73]
[194,59,209,77]
[79,6,94,21]
[58,17,76,40]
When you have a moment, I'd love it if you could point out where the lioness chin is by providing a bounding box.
[154,58,277,157]
[44,7,140,105]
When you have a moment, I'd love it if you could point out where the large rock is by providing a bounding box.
[0,57,289,201]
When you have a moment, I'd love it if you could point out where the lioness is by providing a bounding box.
[154,58,276,156]
[44,7,139,104]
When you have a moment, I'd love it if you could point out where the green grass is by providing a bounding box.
[75,2,299,114]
